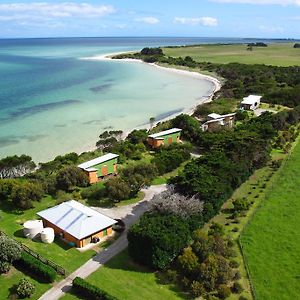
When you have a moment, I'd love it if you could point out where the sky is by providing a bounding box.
[0,0,300,38]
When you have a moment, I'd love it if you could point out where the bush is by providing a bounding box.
[229,260,240,268]
[232,281,244,294]
[16,278,35,298]
[128,213,191,269]
[0,261,11,273]
[239,296,248,300]
[218,284,231,299]
[234,271,241,280]
[73,277,118,300]
[165,269,178,283]
[18,252,56,283]
[0,234,22,273]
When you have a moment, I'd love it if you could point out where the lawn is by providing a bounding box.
[0,197,97,273]
[240,140,300,299]
[62,249,188,300]
[0,266,50,300]
[163,43,300,67]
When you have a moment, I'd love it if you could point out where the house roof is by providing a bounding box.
[148,128,182,139]
[78,153,119,171]
[241,95,262,105]
[208,113,222,119]
[37,200,117,240]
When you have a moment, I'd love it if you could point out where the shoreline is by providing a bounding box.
[81,51,222,129]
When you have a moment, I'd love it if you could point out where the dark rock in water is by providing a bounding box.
[155,108,183,121]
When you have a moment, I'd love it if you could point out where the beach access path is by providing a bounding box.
[38,184,167,300]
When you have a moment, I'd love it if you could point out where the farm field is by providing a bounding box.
[163,43,300,66]
[62,249,187,300]
[240,140,300,299]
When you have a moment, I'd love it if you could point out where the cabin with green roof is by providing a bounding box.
[78,153,119,184]
[147,128,182,149]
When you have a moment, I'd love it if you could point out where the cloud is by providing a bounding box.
[174,17,218,26]
[0,2,116,22]
[134,17,160,24]
[211,0,300,5]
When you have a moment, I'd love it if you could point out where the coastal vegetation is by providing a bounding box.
[2,43,300,299]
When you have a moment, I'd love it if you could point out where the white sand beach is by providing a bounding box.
[81,51,222,123]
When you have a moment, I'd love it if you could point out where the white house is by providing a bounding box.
[202,113,236,132]
[241,95,262,111]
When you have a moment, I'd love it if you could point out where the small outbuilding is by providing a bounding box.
[37,200,117,248]
[202,113,236,132]
[78,153,119,184]
[147,128,182,149]
[241,95,262,111]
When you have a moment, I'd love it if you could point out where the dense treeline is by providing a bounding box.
[128,105,300,273]
[114,48,300,107]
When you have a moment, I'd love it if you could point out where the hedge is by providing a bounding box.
[17,252,57,283]
[72,277,118,300]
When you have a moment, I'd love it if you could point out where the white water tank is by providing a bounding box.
[40,227,55,244]
[23,220,44,239]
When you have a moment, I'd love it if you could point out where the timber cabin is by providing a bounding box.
[37,200,117,248]
[202,113,236,132]
[78,153,119,184]
[147,128,182,149]
[240,95,262,111]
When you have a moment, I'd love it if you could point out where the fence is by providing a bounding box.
[0,230,66,276]
[238,136,297,300]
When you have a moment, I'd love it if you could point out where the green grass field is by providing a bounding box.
[62,250,187,300]
[240,141,300,299]
[0,266,50,300]
[163,43,300,66]
[0,197,98,299]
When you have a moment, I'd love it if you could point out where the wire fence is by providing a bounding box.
[0,230,66,276]
[238,136,297,300]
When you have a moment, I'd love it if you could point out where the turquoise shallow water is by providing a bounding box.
[0,37,280,162]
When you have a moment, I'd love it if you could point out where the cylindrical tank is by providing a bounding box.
[23,220,44,239]
[40,227,55,244]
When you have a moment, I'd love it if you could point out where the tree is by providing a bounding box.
[149,117,155,129]
[0,155,36,179]
[105,177,130,201]
[128,213,191,269]
[56,166,88,191]
[293,43,300,48]
[16,278,35,299]
[0,235,22,273]
[177,247,199,277]
[11,182,44,210]
[126,129,148,144]
[150,186,203,219]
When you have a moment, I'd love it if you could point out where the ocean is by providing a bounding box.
[0,37,287,162]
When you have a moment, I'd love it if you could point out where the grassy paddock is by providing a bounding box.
[62,249,187,300]
[163,43,300,66]
[240,140,300,299]
[201,148,288,299]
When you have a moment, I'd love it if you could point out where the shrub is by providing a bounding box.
[191,280,205,297]
[239,296,248,300]
[229,260,239,268]
[218,284,231,299]
[128,212,191,269]
[16,278,35,298]
[73,277,118,300]
[232,281,244,294]
[0,235,22,273]
[234,271,241,280]
[165,269,178,283]
[18,252,56,283]
[0,261,11,273]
